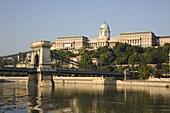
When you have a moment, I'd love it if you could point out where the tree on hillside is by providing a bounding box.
[114,42,127,54]
[93,46,111,58]
[99,51,113,65]
[78,46,87,55]
[137,64,154,79]
[80,52,92,66]
[51,49,76,59]
[113,52,128,65]
[128,52,140,67]
[161,43,170,62]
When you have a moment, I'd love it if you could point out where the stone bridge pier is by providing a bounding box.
[28,40,54,87]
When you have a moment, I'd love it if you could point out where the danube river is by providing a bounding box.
[0,82,170,113]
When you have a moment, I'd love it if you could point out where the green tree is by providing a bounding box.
[78,46,87,55]
[99,51,112,65]
[113,52,128,64]
[137,64,154,79]
[80,52,92,66]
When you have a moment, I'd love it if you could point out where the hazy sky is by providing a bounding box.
[0,0,170,55]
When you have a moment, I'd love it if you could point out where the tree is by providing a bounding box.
[51,50,76,59]
[128,55,135,67]
[114,42,127,54]
[78,46,87,55]
[128,52,140,66]
[99,51,112,65]
[137,64,154,79]
[80,52,92,66]
[113,52,128,65]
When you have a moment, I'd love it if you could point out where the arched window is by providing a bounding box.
[34,54,39,68]
[105,31,107,37]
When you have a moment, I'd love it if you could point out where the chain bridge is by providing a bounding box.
[0,40,127,86]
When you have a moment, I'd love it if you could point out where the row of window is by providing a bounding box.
[160,39,170,42]
[119,36,152,39]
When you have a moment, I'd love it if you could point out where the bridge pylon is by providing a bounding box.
[28,40,54,87]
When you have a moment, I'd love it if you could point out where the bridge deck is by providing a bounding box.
[0,68,124,77]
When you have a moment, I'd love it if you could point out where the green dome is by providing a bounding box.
[100,22,109,30]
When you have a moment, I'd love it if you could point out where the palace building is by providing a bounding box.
[51,36,88,50]
[51,22,170,50]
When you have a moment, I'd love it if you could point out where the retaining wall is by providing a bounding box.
[117,80,170,87]
[1,76,170,87]
[0,77,28,83]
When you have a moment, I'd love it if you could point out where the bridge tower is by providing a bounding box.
[30,41,51,70]
[28,40,54,87]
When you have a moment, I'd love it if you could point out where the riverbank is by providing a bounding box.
[117,80,170,88]
[0,77,28,83]
[0,76,170,88]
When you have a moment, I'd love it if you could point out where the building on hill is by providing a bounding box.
[156,36,170,46]
[117,31,157,47]
[88,22,113,49]
[51,22,170,50]
[51,36,89,50]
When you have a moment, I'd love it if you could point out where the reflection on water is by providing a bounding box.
[0,83,28,113]
[0,83,170,113]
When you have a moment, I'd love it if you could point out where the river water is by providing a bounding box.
[0,82,170,113]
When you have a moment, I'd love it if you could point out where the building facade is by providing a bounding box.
[88,22,111,49]
[117,31,157,47]
[51,22,170,50]
[156,36,170,46]
[51,36,88,50]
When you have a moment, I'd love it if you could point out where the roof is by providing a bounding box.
[157,36,170,38]
[57,36,88,39]
[100,22,110,30]
[120,31,153,35]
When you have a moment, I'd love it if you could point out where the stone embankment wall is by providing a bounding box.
[53,77,106,84]
[0,77,28,83]
[117,80,170,87]
[0,77,107,84]
[1,76,170,87]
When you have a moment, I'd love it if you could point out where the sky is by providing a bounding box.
[0,0,170,55]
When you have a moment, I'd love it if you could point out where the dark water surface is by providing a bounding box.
[0,83,170,113]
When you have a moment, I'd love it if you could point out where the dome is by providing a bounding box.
[100,22,109,30]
